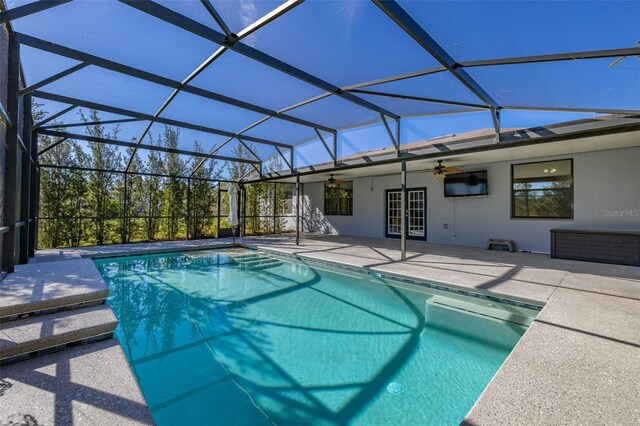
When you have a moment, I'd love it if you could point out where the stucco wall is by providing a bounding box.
[302,146,640,253]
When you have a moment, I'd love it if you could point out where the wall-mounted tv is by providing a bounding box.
[444,171,488,198]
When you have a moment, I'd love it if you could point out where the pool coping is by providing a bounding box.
[86,242,546,310]
[249,245,545,311]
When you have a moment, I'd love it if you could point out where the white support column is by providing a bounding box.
[295,175,300,246]
[400,160,407,261]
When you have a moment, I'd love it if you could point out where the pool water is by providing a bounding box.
[94,249,535,425]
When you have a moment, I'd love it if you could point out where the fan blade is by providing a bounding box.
[442,167,462,173]
[334,179,347,184]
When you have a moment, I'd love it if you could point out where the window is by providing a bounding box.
[512,159,573,219]
[324,181,353,215]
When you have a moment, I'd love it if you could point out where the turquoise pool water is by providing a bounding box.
[94,249,534,425]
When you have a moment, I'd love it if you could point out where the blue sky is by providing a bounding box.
[8,0,640,173]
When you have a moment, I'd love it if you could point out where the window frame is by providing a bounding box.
[324,182,353,216]
[510,158,574,220]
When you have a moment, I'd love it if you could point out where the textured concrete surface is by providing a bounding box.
[32,238,238,263]
[13,234,640,425]
[0,338,154,426]
[560,260,640,300]
[0,259,109,318]
[0,304,117,360]
[462,321,640,426]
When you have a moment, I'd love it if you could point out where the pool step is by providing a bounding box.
[426,295,534,326]
[230,253,283,270]
[247,259,284,271]
[0,259,110,322]
[0,304,117,365]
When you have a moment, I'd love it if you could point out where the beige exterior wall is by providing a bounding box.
[302,145,640,253]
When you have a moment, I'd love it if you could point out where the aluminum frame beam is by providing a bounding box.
[314,129,335,163]
[343,66,447,91]
[189,117,272,177]
[492,108,501,143]
[129,0,305,172]
[380,114,399,152]
[236,138,262,161]
[189,137,235,177]
[32,90,293,149]
[295,174,300,245]
[38,163,231,182]
[37,137,68,156]
[400,160,407,261]
[0,102,12,127]
[206,92,335,177]
[250,120,640,183]
[19,93,33,264]
[33,104,76,129]
[40,118,142,130]
[349,88,489,110]
[373,0,502,138]
[19,62,89,96]
[37,129,261,165]
[238,165,260,182]
[460,47,640,68]
[14,33,335,133]
[118,0,401,120]
[124,44,232,170]
[236,0,303,40]
[373,1,499,108]
[504,105,640,115]
[0,0,71,24]
[200,0,233,38]
[274,146,293,172]
[2,36,20,273]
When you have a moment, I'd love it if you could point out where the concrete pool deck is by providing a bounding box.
[3,234,639,425]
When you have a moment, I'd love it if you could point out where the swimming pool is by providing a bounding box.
[94,248,537,425]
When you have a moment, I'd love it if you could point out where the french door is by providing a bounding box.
[385,188,427,240]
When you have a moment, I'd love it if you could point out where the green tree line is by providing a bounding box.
[36,104,296,249]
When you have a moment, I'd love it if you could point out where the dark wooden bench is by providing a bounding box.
[551,229,640,266]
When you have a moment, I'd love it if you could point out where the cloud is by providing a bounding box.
[239,0,259,46]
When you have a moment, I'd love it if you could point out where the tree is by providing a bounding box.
[118,147,145,243]
[81,109,123,245]
[226,142,255,181]
[187,141,219,239]
[159,125,186,240]
[36,101,88,248]
[143,142,164,241]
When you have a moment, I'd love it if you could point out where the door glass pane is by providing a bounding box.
[387,191,402,236]
[408,190,425,237]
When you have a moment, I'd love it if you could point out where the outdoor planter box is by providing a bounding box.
[550,229,640,266]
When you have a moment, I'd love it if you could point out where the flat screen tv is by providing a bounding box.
[444,171,488,198]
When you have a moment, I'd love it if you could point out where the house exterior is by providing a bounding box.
[289,118,640,253]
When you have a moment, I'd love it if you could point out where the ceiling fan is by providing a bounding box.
[327,174,346,187]
[418,160,462,177]
[431,160,462,179]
